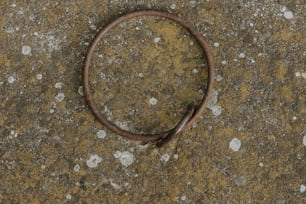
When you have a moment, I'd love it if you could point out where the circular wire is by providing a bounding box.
[83,10,214,146]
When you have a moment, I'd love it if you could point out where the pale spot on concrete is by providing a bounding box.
[66,194,72,200]
[55,93,65,102]
[283,10,294,19]
[295,72,301,77]
[110,181,122,191]
[208,90,218,108]
[192,69,199,74]
[97,129,106,139]
[239,53,246,58]
[113,151,121,159]
[78,86,84,96]
[296,72,306,79]
[36,73,42,80]
[208,90,222,116]
[154,37,161,43]
[229,137,241,152]
[160,154,170,162]
[181,195,187,201]
[74,164,80,172]
[118,151,134,167]
[233,175,247,186]
[149,97,157,105]
[210,106,222,116]
[22,45,31,55]
[8,76,16,84]
[55,82,63,89]
[216,74,223,82]
[86,154,102,168]
[192,123,198,128]
[300,184,306,193]
[170,3,176,10]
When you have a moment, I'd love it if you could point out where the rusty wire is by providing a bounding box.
[83,10,214,147]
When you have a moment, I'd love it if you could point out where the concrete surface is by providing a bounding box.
[0,0,305,203]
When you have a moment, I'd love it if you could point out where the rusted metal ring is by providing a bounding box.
[83,10,214,147]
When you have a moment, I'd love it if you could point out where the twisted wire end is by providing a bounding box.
[156,104,196,147]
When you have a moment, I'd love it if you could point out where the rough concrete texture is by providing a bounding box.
[0,0,305,203]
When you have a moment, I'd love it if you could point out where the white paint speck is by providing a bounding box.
[173,154,179,159]
[22,45,31,55]
[55,93,65,102]
[9,130,18,138]
[74,164,80,172]
[8,76,16,84]
[170,3,176,10]
[229,137,241,152]
[300,184,306,193]
[118,151,134,167]
[283,10,294,20]
[296,72,306,79]
[6,27,15,34]
[78,86,84,96]
[113,151,122,158]
[239,53,246,58]
[55,82,63,89]
[280,6,286,12]
[210,105,222,116]
[110,181,122,190]
[86,154,102,168]
[216,74,223,82]
[213,42,220,47]
[207,90,218,107]
[233,175,247,186]
[97,129,107,139]
[249,58,256,64]
[303,135,306,147]
[192,123,198,128]
[208,90,222,116]
[154,37,161,43]
[66,194,72,200]
[36,73,42,80]
[90,24,97,31]
[160,154,170,162]
[193,68,199,74]
[149,97,157,105]
[259,162,264,167]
